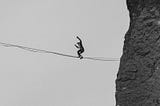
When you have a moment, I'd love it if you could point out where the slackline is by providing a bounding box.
[0,42,119,62]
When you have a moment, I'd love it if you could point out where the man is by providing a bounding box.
[75,36,85,59]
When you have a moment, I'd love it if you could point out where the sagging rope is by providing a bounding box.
[0,42,120,61]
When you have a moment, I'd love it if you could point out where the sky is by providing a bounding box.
[0,0,129,106]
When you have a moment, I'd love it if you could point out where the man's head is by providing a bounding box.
[77,42,80,45]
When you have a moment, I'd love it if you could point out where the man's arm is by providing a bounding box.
[76,36,82,42]
[75,44,79,48]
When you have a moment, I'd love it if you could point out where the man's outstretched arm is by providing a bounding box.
[76,36,82,42]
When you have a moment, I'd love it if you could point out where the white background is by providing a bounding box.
[0,0,129,106]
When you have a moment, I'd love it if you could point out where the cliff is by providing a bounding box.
[116,0,160,105]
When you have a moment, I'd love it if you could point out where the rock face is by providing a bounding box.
[116,0,160,106]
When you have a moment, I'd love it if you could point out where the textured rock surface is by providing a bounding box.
[116,0,160,106]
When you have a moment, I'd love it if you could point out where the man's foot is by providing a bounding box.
[80,56,83,59]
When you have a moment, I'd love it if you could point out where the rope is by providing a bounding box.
[84,57,119,61]
[0,42,120,62]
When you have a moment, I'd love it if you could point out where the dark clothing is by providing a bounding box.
[77,47,84,59]
[75,36,84,59]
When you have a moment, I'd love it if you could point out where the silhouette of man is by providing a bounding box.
[75,36,85,59]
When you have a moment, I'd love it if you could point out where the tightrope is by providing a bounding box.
[0,42,120,61]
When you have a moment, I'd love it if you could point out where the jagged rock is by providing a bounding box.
[116,0,160,106]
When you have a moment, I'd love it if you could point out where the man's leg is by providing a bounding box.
[78,50,83,59]
[77,50,81,58]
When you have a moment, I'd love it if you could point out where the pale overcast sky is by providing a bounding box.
[0,0,129,106]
